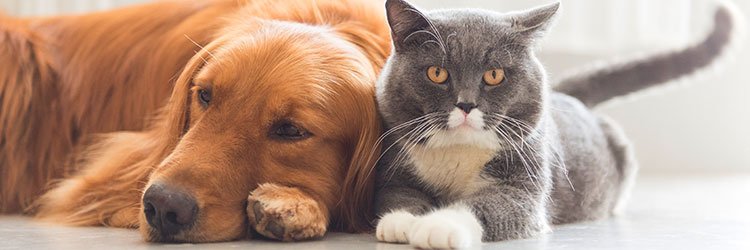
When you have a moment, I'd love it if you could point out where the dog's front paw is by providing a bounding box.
[376,210,416,243]
[408,207,482,249]
[246,183,327,241]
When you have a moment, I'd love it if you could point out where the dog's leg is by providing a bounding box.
[246,183,328,241]
[35,132,153,228]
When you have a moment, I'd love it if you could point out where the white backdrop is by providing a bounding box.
[411,0,701,54]
[0,0,151,15]
[2,0,749,173]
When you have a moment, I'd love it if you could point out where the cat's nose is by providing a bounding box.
[455,102,477,114]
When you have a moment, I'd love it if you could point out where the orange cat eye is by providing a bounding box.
[483,69,505,86]
[427,66,449,83]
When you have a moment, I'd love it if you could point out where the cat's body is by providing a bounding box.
[374,0,740,248]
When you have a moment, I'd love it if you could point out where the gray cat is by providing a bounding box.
[373,0,741,248]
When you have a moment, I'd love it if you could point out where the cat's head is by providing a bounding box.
[377,0,560,149]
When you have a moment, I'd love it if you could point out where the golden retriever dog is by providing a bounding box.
[0,0,390,243]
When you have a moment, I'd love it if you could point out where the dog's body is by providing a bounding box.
[1,0,390,242]
[0,0,232,214]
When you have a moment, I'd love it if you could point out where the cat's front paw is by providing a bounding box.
[376,210,417,243]
[246,183,327,241]
[408,207,482,249]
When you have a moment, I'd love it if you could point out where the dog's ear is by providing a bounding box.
[156,40,218,150]
[1,16,61,213]
[331,0,392,77]
[328,6,390,232]
[335,22,391,76]
[335,91,382,233]
[159,58,194,147]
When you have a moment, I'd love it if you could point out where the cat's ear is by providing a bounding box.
[508,2,561,43]
[385,0,437,52]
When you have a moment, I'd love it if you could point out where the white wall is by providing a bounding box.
[0,0,152,16]
[411,0,701,54]
[2,0,749,173]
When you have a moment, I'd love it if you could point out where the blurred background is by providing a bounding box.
[1,0,748,174]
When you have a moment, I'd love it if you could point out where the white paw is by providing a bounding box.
[376,210,417,243]
[408,206,482,249]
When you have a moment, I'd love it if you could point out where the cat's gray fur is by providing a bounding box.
[374,0,739,243]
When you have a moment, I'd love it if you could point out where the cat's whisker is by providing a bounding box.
[395,122,443,189]
[420,40,443,49]
[381,117,442,184]
[502,47,514,65]
[492,126,542,191]
[384,121,442,185]
[499,123,540,161]
[369,113,441,157]
[495,116,562,157]
[492,114,574,191]
[499,123,546,181]
[374,118,435,176]
[490,114,573,190]
[374,115,434,148]
[402,8,447,55]
[362,113,444,183]
[403,30,444,54]
[498,128,544,191]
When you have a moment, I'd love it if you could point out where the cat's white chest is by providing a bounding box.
[408,144,495,198]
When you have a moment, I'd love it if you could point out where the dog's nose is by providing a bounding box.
[455,102,477,114]
[142,184,198,236]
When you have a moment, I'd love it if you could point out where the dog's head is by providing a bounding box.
[138,15,388,242]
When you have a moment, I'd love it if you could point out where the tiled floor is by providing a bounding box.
[1,173,748,250]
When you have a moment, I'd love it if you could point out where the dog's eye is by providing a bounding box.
[197,89,211,108]
[274,123,308,139]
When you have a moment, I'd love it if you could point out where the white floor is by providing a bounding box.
[1,173,749,250]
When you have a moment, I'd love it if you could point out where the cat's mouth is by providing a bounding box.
[453,120,481,132]
[424,109,501,150]
[446,108,485,131]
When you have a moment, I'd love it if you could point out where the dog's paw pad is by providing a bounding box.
[250,199,264,224]
[246,183,327,242]
[265,219,285,239]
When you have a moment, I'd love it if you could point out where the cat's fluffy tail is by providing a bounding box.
[553,0,745,108]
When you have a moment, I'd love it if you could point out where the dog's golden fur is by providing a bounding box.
[0,0,390,242]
